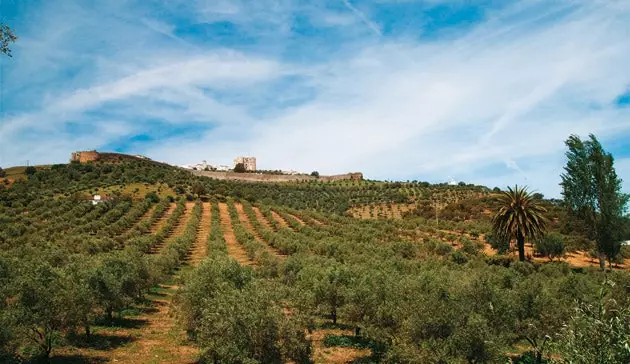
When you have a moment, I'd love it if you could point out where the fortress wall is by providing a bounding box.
[191,170,363,183]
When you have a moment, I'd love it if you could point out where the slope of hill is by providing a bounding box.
[1,154,629,363]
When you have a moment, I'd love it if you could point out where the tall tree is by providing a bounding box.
[492,185,547,261]
[0,24,17,57]
[561,134,628,271]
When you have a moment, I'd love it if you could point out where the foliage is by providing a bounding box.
[535,233,566,261]
[310,171,319,178]
[24,166,37,176]
[561,134,629,270]
[492,185,547,261]
[234,162,246,173]
[552,279,630,363]
[486,231,510,254]
[0,153,628,362]
[0,24,17,57]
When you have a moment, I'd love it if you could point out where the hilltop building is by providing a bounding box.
[70,150,100,163]
[233,156,256,171]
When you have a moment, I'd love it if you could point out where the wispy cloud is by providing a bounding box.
[1,0,629,197]
[341,0,382,36]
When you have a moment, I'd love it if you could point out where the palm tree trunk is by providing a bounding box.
[517,233,525,262]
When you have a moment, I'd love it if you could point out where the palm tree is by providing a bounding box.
[492,185,547,261]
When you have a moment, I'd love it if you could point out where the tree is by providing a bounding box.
[234,163,246,173]
[560,134,629,271]
[311,171,319,178]
[0,24,17,57]
[534,233,566,261]
[0,167,5,178]
[492,185,547,261]
[191,181,206,196]
[25,166,36,176]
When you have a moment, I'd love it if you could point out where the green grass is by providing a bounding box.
[88,183,176,200]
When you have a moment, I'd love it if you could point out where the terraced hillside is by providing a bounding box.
[1,157,629,363]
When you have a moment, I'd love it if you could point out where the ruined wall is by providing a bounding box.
[70,151,100,163]
[191,170,363,183]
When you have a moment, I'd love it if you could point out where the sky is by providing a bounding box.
[1,0,629,197]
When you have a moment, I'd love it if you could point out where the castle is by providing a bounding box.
[233,156,256,171]
[70,150,99,163]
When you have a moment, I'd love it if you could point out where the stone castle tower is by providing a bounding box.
[70,150,100,163]
[233,156,256,171]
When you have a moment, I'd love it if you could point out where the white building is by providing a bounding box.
[90,195,105,205]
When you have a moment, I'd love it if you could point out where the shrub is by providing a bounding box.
[486,231,510,254]
[145,191,160,203]
[535,233,566,261]
[435,242,453,256]
[25,166,37,175]
[234,163,246,173]
[451,250,468,264]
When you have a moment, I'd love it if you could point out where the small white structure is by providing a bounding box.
[91,195,104,205]
[448,178,458,186]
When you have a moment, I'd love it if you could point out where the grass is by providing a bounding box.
[85,183,176,200]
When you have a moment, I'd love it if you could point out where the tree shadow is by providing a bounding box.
[48,354,109,364]
[66,332,135,350]
[95,317,148,329]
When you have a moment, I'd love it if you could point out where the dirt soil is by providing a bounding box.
[218,202,252,266]
[234,203,285,259]
[271,210,293,230]
[107,284,199,363]
[149,202,194,255]
[187,202,211,267]
[149,203,176,233]
[287,213,306,226]
[123,204,157,235]
[309,328,372,364]
[252,206,276,231]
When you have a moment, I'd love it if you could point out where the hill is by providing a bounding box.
[1,153,629,363]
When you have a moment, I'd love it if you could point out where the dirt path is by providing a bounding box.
[271,210,293,231]
[149,203,176,233]
[53,283,199,363]
[309,328,371,364]
[235,203,285,259]
[187,202,211,267]
[106,284,199,364]
[119,204,157,237]
[149,202,194,255]
[286,213,306,226]
[252,206,276,231]
[218,202,252,266]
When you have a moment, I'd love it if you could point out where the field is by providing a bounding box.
[1,158,629,363]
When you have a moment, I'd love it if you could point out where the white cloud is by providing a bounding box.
[1,0,630,198]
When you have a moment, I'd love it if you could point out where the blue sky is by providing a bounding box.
[1,0,629,197]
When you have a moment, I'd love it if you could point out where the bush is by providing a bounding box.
[145,191,160,203]
[451,250,468,264]
[234,163,246,173]
[486,232,510,254]
[435,242,453,256]
[311,171,319,178]
[535,233,566,261]
[25,166,37,176]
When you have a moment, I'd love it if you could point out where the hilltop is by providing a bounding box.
[1,149,629,363]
